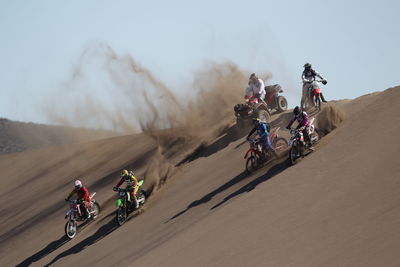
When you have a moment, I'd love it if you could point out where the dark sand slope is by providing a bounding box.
[133,87,400,267]
[1,87,399,266]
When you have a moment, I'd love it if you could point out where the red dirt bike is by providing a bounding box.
[302,79,327,112]
[64,192,100,239]
[244,127,288,173]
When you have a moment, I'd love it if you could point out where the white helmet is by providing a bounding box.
[74,180,82,189]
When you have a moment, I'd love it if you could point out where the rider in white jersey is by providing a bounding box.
[245,73,266,102]
[301,63,327,104]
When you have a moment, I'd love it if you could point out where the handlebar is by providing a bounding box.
[113,187,133,192]
[65,199,83,205]
[302,79,327,84]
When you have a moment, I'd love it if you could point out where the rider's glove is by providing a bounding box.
[65,198,69,202]
[113,187,118,191]
[286,125,290,130]
[246,136,251,141]
[322,79,327,85]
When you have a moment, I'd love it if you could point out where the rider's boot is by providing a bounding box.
[84,207,91,219]
[320,93,327,103]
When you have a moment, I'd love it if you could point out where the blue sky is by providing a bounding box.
[0,0,399,124]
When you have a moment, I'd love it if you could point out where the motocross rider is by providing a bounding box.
[286,106,314,150]
[113,169,140,209]
[65,180,91,219]
[245,73,266,103]
[302,63,328,104]
[247,118,275,155]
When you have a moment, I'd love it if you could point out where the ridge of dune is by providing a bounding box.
[0,118,117,154]
[1,86,399,266]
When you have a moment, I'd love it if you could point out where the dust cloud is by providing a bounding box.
[41,42,273,195]
[317,104,346,136]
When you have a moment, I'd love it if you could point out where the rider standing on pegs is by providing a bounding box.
[301,63,328,106]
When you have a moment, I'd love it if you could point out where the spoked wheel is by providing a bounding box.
[116,207,127,226]
[273,137,288,153]
[65,220,77,239]
[138,191,146,207]
[90,202,101,220]
[246,155,258,174]
[310,129,320,145]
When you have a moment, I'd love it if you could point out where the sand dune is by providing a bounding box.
[1,86,399,266]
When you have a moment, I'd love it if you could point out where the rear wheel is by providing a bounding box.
[310,129,320,145]
[314,94,321,111]
[138,190,146,206]
[276,96,288,113]
[246,155,258,174]
[65,220,77,239]
[116,207,127,226]
[289,145,300,165]
[273,137,288,153]
[90,202,101,220]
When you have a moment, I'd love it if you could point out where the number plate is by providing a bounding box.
[119,191,126,196]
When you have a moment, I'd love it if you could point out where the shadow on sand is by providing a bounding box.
[168,155,290,222]
[16,235,69,267]
[176,112,291,167]
[43,212,118,267]
[211,157,289,209]
[43,207,145,267]
[167,170,249,222]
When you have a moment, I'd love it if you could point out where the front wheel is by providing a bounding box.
[289,145,300,165]
[276,96,288,113]
[65,220,77,239]
[116,207,127,226]
[246,155,258,174]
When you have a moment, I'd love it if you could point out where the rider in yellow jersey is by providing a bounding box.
[113,170,140,209]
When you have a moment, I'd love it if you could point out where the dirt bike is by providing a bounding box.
[244,127,288,173]
[301,79,327,112]
[113,180,146,226]
[64,192,100,239]
[288,118,320,165]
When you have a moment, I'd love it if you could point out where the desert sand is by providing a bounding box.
[1,86,399,267]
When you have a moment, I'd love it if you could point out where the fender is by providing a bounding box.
[244,148,263,159]
[65,208,74,219]
[116,198,123,207]
[288,138,296,147]
[244,148,255,159]
[313,88,321,94]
